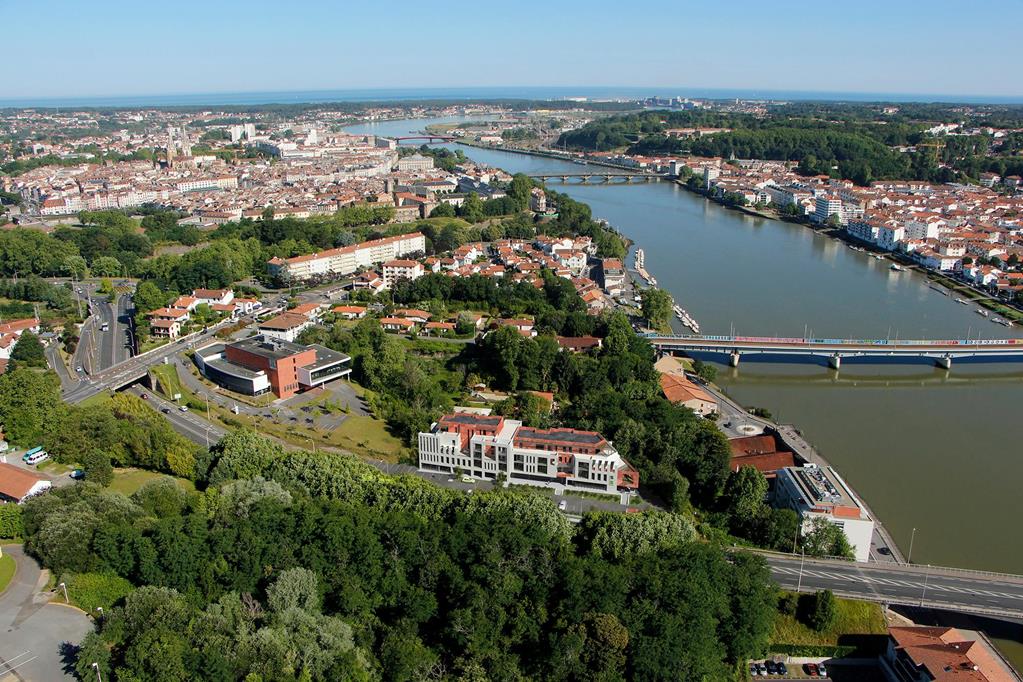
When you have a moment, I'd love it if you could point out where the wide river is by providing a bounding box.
[347,117,1023,577]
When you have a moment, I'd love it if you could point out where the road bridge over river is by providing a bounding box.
[647,334,1023,369]
[760,552,1023,620]
[528,172,669,184]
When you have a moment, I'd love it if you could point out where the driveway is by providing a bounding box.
[0,545,92,681]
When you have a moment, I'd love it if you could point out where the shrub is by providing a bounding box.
[59,571,134,613]
[0,504,23,538]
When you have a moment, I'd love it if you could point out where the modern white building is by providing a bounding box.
[773,464,874,562]
[418,413,640,495]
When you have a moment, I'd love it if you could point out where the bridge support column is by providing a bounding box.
[729,351,741,367]
[828,354,842,370]
[936,355,952,370]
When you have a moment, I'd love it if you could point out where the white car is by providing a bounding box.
[179,405,189,412]
[558,500,568,511]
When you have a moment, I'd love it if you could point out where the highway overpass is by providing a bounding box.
[63,320,235,404]
[648,334,1023,369]
[762,552,1023,620]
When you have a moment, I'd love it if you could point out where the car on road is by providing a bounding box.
[70,469,85,480]
[558,500,568,511]
[140,393,148,399]
[179,405,189,412]
[162,407,171,414]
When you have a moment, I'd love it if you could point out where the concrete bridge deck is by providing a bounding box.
[648,334,1023,369]
[528,172,668,184]
[760,551,1023,620]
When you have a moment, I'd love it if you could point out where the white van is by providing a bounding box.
[24,451,49,465]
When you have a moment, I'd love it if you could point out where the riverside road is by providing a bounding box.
[763,553,1023,620]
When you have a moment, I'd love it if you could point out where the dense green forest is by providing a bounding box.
[21,428,778,681]
[558,107,1023,185]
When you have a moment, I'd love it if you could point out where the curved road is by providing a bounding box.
[0,545,92,681]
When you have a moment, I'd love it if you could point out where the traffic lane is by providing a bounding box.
[126,387,226,446]
[766,556,1023,612]
[0,545,92,682]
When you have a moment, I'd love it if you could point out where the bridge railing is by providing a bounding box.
[644,333,1023,348]
[749,547,1023,583]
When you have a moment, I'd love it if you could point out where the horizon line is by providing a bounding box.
[2,85,1022,108]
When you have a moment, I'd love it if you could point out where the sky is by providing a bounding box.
[3,0,1021,102]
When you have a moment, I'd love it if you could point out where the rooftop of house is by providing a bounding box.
[0,462,48,501]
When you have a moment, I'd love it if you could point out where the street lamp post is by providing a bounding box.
[907,527,917,564]
[920,564,931,606]
[796,551,805,593]
[92,661,103,682]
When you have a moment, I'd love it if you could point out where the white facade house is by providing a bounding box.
[773,464,874,563]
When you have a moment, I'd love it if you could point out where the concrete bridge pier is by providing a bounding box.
[828,354,842,370]
[729,351,741,367]
[936,354,952,370]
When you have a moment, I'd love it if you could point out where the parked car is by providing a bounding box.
[776,662,788,675]
[140,393,149,400]
[818,663,828,678]
[805,662,819,677]
[558,500,568,511]
[765,661,777,675]
[749,663,758,678]
[69,469,85,480]
[756,662,767,676]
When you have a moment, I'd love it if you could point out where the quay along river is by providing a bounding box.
[346,117,1023,579]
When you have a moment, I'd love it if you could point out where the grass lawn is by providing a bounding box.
[36,459,72,476]
[78,391,113,408]
[330,415,405,461]
[138,337,170,354]
[149,364,185,400]
[108,468,196,496]
[0,553,15,595]
[772,592,887,647]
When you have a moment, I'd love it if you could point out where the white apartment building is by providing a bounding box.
[381,259,425,288]
[267,232,426,282]
[813,195,844,224]
[418,413,640,495]
[773,464,874,563]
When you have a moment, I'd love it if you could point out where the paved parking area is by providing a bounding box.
[0,546,92,681]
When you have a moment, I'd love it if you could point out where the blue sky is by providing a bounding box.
[4,0,1021,100]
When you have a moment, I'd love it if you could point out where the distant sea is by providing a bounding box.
[1,86,1021,108]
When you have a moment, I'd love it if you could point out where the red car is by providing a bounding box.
[805,662,819,677]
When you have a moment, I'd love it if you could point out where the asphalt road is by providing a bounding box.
[0,545,92,681]
[124,386,226,447]
[95,294,134,371]
[63,320,234,404]
[764,553,1023,618]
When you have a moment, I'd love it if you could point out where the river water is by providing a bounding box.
[347,117,1023,577]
